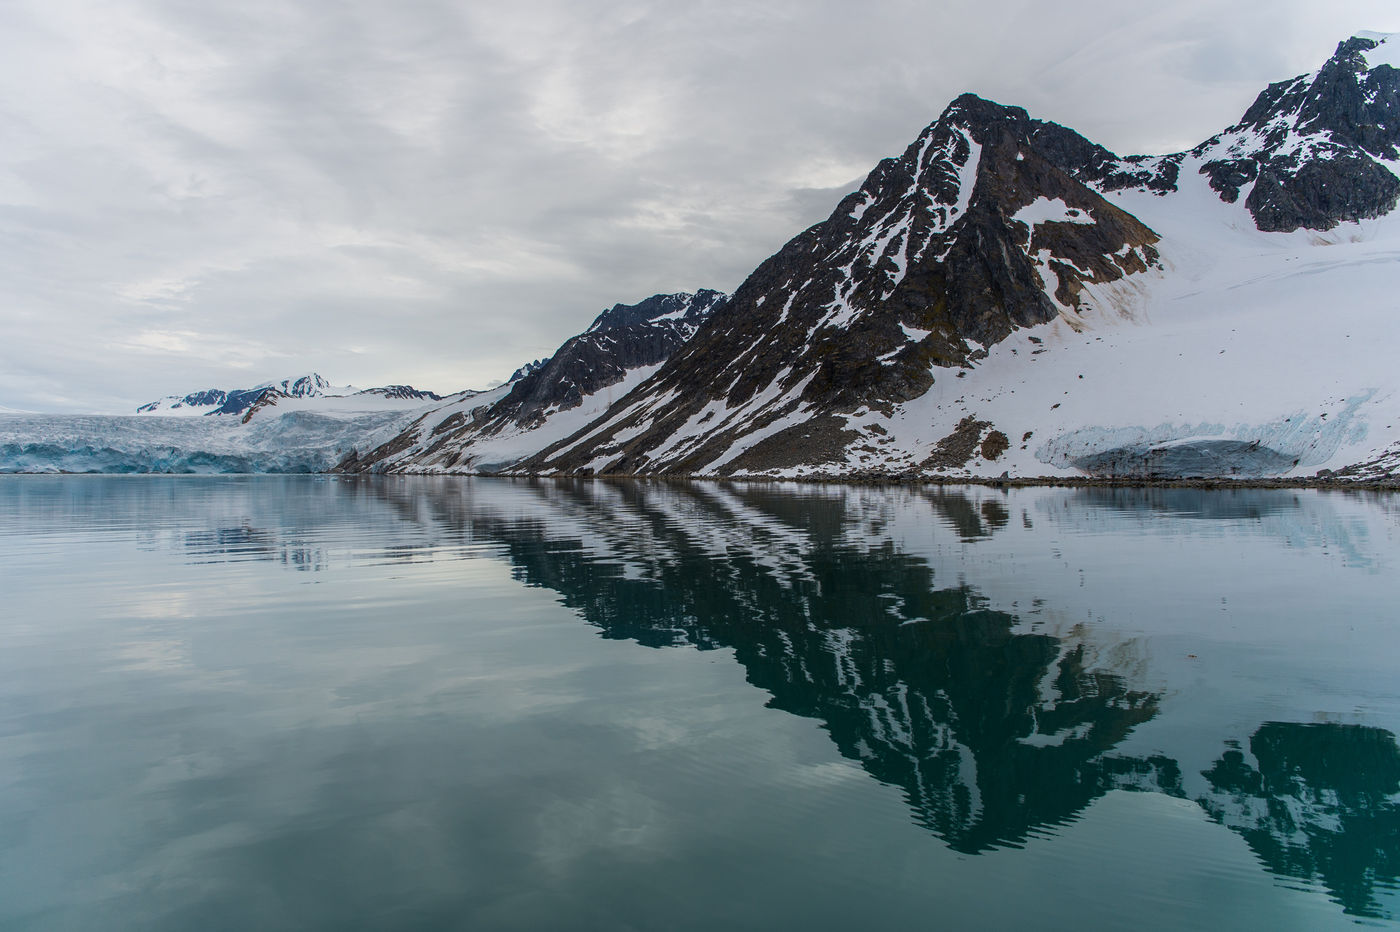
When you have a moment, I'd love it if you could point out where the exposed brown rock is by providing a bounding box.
[922,416,992,469]
[980,430,1010,461]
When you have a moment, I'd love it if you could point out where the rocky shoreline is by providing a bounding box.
[331,470,1400,492]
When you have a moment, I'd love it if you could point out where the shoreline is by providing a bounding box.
[491,472,1400,491]
[9,470,1399,492]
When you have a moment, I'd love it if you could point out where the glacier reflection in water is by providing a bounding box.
[1,476,1398,929]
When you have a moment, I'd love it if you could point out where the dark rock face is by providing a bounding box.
[135,384,275,417]
[1261,37,1400,161]
[1029,122,1183,195]
[216,375,338,417]
[239,390,285,423]
[923,416,995,470]
[136,377,334,416]
[582,292,722,333]
[524,95,1161,476]
[213,387,278,416]
[1244,154,1399,232]
[1193,35,1400,231]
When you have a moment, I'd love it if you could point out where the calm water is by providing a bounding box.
[1,477,1399,930]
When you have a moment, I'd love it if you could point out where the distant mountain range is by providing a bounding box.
[137,374,443,420]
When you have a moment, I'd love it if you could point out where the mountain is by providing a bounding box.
[1039,32,1400,232]
[340,290,727,473]
[137,374,333,416]
[1191,32,1400,232]
[137,373,442,420]
[515,94,1163,476]
[498,32,1400,481]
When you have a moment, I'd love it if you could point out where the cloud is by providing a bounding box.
[0,0,1396,411]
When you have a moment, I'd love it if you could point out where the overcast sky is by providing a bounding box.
[1,0,1395,412]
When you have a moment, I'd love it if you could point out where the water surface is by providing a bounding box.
[1,477,1398,930]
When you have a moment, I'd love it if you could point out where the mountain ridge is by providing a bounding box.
[515,92,1169,477]
[137,373,444,419]
[478,32,1400,482]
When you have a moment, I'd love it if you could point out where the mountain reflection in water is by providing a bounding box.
[1202,723,1400,919]
[463,483,1164,855]
[360,477,1398,919]
[2,475,1397,921]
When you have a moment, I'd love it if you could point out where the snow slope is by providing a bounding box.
[810,165,1400,480]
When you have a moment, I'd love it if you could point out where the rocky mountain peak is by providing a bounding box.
[267,374,332,398]
[1187,32,1400,231]
[1229,33,1400,159]
[585,289,727,334]
[1002,33,1400,232]
[517,95,1162,477]
[353,385,443,401]
[497,289,728,426]
[508,358,550,383]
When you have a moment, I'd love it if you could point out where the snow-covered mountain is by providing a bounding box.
[137,373,443,419]
[480,32,1400,482]
[341,290,727,473]
[137,374,335,416]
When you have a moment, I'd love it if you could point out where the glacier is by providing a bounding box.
[0,409,417,474]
